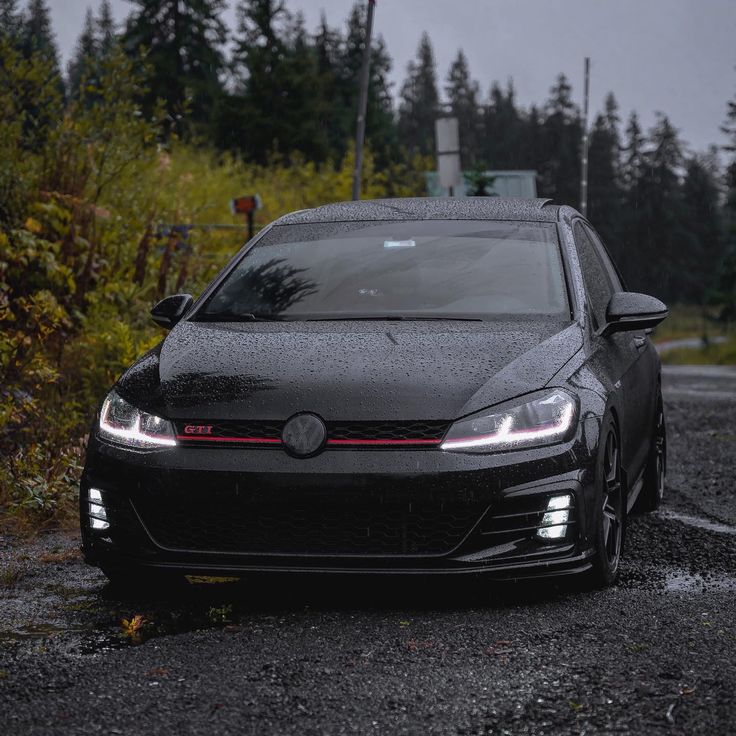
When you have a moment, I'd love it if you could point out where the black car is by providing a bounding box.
[80,197,668,589]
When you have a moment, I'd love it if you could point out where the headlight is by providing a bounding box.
[98,390,177,449]
[441,389,577,453]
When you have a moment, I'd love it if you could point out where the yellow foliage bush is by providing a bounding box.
[0,40,430,527]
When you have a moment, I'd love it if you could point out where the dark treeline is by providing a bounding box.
[2,0,736,307]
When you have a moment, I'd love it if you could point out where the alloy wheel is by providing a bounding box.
[602,430,623,572]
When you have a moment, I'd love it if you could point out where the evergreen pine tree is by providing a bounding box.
[124,0,227,135]
[96,0,116,56]
[445,50,480,167]
[67,7,98,95]
[622,111,645,191]
[398,32,439,157]
[635,115,687,299]
[281,10,332,161]
[523,104,543,172]
[229,0,330,161]
[616,111,647,286]
[587,93,624,262]
[227,0,289,159]
[680,153,723,302]
[721,86,736,245]
[20,0,61,74]
[482,80,524,169]
[312,12,346,156]
[539,74,581,206]
[0,0,21,41]
[711,82,736,320]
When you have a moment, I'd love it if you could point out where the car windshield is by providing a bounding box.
[197,219,569,321]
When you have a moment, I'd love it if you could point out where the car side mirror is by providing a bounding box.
[151,294,193,329]
[601,292,668,337]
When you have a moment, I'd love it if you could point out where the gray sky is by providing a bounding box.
[47,0,736,155]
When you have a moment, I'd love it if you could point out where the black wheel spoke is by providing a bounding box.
[601,428,622,571]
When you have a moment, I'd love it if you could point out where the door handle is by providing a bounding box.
[633,335,647,350]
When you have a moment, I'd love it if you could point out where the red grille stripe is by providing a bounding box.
[176,436,442,446]
[326,438,441,446]
[176,435,281,444]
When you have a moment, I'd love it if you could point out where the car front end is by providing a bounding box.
[81,385,603,581]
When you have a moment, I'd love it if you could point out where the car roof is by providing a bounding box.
[276,197,563,225]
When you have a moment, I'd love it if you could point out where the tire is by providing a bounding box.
[587,418,625,588]
[634,394,666,512]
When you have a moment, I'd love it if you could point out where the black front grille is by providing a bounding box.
[174,419,450,446]
[327,420,449,442]
[133,490,485,556]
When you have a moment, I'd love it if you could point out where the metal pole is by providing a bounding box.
[351,0,376,201]
[580,57,590,216]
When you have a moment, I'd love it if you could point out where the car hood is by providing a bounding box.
[118,320,583,421]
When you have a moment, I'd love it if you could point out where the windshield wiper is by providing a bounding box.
[197,312,283,322]
[306,315,484,322]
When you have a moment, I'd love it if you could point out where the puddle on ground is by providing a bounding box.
[665,569,736,593]
[657,510,736,536]
[0,623,89,640]
[0,621,128,654]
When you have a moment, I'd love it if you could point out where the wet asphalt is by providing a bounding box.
[1,365,735,735]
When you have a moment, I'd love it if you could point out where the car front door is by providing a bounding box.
[573,221,654,484]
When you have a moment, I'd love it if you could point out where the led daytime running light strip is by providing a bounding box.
[100,397,177,447]
[441,402,574,451]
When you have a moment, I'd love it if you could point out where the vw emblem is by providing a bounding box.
[281,413,327,458]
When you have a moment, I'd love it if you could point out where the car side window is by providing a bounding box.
[583,224,624,292]
[573,221,614,330]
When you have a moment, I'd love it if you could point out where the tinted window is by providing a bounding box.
[584,224,624,292]
[200,220,569,321]
[574,222,614,329]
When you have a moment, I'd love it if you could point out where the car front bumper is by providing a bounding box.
[80,418,602,580]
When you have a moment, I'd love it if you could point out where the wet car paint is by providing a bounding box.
[80,198,662,580]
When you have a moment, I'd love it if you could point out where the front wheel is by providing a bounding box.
[588,420,625,588]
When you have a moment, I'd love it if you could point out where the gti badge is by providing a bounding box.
[184,424,214,435]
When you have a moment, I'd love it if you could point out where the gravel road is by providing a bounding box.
[1,365,735,735]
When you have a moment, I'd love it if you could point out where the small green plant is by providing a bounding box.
[207,604,234,624]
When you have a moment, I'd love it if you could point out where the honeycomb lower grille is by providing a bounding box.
[133,491,485,556]
[328,420,450,442]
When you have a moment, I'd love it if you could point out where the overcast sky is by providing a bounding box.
[47,0,736,155]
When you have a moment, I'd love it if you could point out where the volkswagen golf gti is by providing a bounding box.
[80,197,668,589]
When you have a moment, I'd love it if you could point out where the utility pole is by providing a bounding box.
[435,116,461,197]
[579,57,591,216]
[351,0,376,201]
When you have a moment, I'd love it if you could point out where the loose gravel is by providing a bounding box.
[1,367,735,735]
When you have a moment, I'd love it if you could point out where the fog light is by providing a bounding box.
[537,494,572,540]
[89,503,107,521]
[88,488,109,531]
